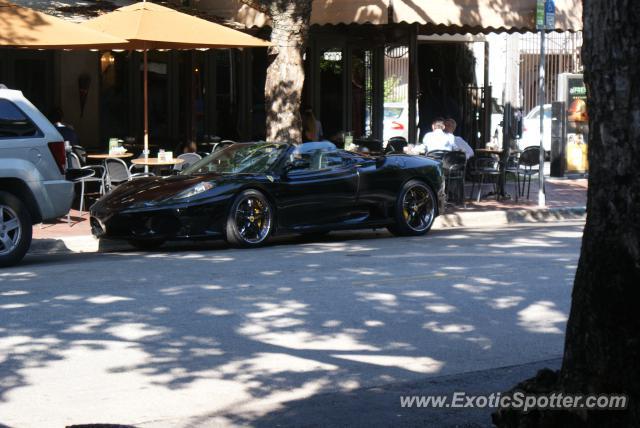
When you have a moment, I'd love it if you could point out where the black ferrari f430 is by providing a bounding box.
[90,142,445,249]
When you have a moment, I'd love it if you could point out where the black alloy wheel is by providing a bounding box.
[226,189,273,248]
[388,180,437,236]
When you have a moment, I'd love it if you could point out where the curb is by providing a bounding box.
[435,206,586,229]
[29,206,586,256]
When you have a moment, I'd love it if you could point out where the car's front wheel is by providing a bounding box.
[0,191,32,267]
[388,180,437,237]
[226,189,274,248]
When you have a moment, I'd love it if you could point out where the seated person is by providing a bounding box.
[49,107,79,146]
[444,118,474,160]
[404,118,455,155]
[177,140,198,154]
[302,108,323,142]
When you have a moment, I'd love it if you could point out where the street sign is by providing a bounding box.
[545,0,556,30]
[536,0,555,30]
[536,0,545,30]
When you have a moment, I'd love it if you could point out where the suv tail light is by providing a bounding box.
[48,141,67,174]
[391,121,404,130]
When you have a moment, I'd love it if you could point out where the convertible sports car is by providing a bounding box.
[90,141,445,249]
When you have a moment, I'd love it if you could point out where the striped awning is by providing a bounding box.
[184,0,582,32]
[391,0,582,33]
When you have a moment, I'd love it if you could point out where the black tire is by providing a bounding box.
[0,191,32,267]
[226,189,274,248]
[388,180,437,237]
[128,238,165,251]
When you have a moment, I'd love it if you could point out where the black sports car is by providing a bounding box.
[90,141,445,249]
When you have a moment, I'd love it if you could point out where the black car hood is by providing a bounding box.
[94,174,223,212]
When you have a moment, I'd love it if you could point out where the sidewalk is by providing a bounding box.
[459,177,587,212]
[31,177,587,254]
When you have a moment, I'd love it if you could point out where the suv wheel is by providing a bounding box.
[0,191,32,267]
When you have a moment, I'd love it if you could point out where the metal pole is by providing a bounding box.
[143,48,149,174]
[538,30,546,207]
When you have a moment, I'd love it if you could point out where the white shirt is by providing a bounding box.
[422,129,456,153]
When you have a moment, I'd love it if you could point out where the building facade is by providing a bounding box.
[4,0,582,152]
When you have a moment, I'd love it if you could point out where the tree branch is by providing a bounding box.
[238,0,271,16]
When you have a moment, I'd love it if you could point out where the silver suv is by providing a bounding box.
[0,88,73,267]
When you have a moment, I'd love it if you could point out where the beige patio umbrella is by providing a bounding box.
[82,1,271,159]
[0,0,127,49]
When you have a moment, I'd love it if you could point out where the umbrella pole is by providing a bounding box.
[143,48,149,174]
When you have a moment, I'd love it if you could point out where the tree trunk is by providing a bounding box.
[494,1,640,426]
[560,0,640,416]
[240,0,312,144]
[265,1,313,144]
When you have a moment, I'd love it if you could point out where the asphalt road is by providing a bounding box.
[0,222,584,427]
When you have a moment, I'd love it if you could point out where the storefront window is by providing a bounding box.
[351,49,373,138]
[100,51,130,145]
[319,47,344,141]
[145,51,170,147]
[215,50,238,140]
[383,45,410,142]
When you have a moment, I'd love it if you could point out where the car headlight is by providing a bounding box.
[173,182,214,200]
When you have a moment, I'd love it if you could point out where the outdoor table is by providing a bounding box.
[475,148,519,200]
[131,157,185,167]
[87,152,134,159]
[131,157,185,175]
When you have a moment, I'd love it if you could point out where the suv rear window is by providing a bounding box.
[0,99,41,138]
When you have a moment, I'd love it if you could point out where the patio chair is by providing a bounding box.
[71,145,88,165]
[504,151,522,202]
[68,152,105,215]
[468,154,501,202]
[441,151,467,205]
[104,157,154,192]
[427,150,448,160]
[173,152,202,171]
[210,140,235,153]
[385,136,408,154]
[518,146,543,200]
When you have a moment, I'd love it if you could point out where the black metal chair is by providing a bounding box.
[441,151,467,205]
[518,146,542,199]
[427,150,448,160]
[355,139,383,154]
[67,152,105,217]
[385,136,408,154]
[504,151,522,201]
[71,145,88,165]
[468,154,501,202]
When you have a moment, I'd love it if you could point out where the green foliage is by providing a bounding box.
[384,75,402,102]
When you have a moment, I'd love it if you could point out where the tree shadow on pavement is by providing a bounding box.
[0,223,583,426]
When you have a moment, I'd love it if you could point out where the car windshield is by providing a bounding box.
[181,142,287,175]
[384,107,403,120]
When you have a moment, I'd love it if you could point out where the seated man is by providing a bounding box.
[404,118,455,155]
[444,118,475,160]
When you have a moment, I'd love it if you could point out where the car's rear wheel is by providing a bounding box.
[388,180,436,237]
[128,238,165,251]
[0,191,32,267]
[226,189,274,248]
